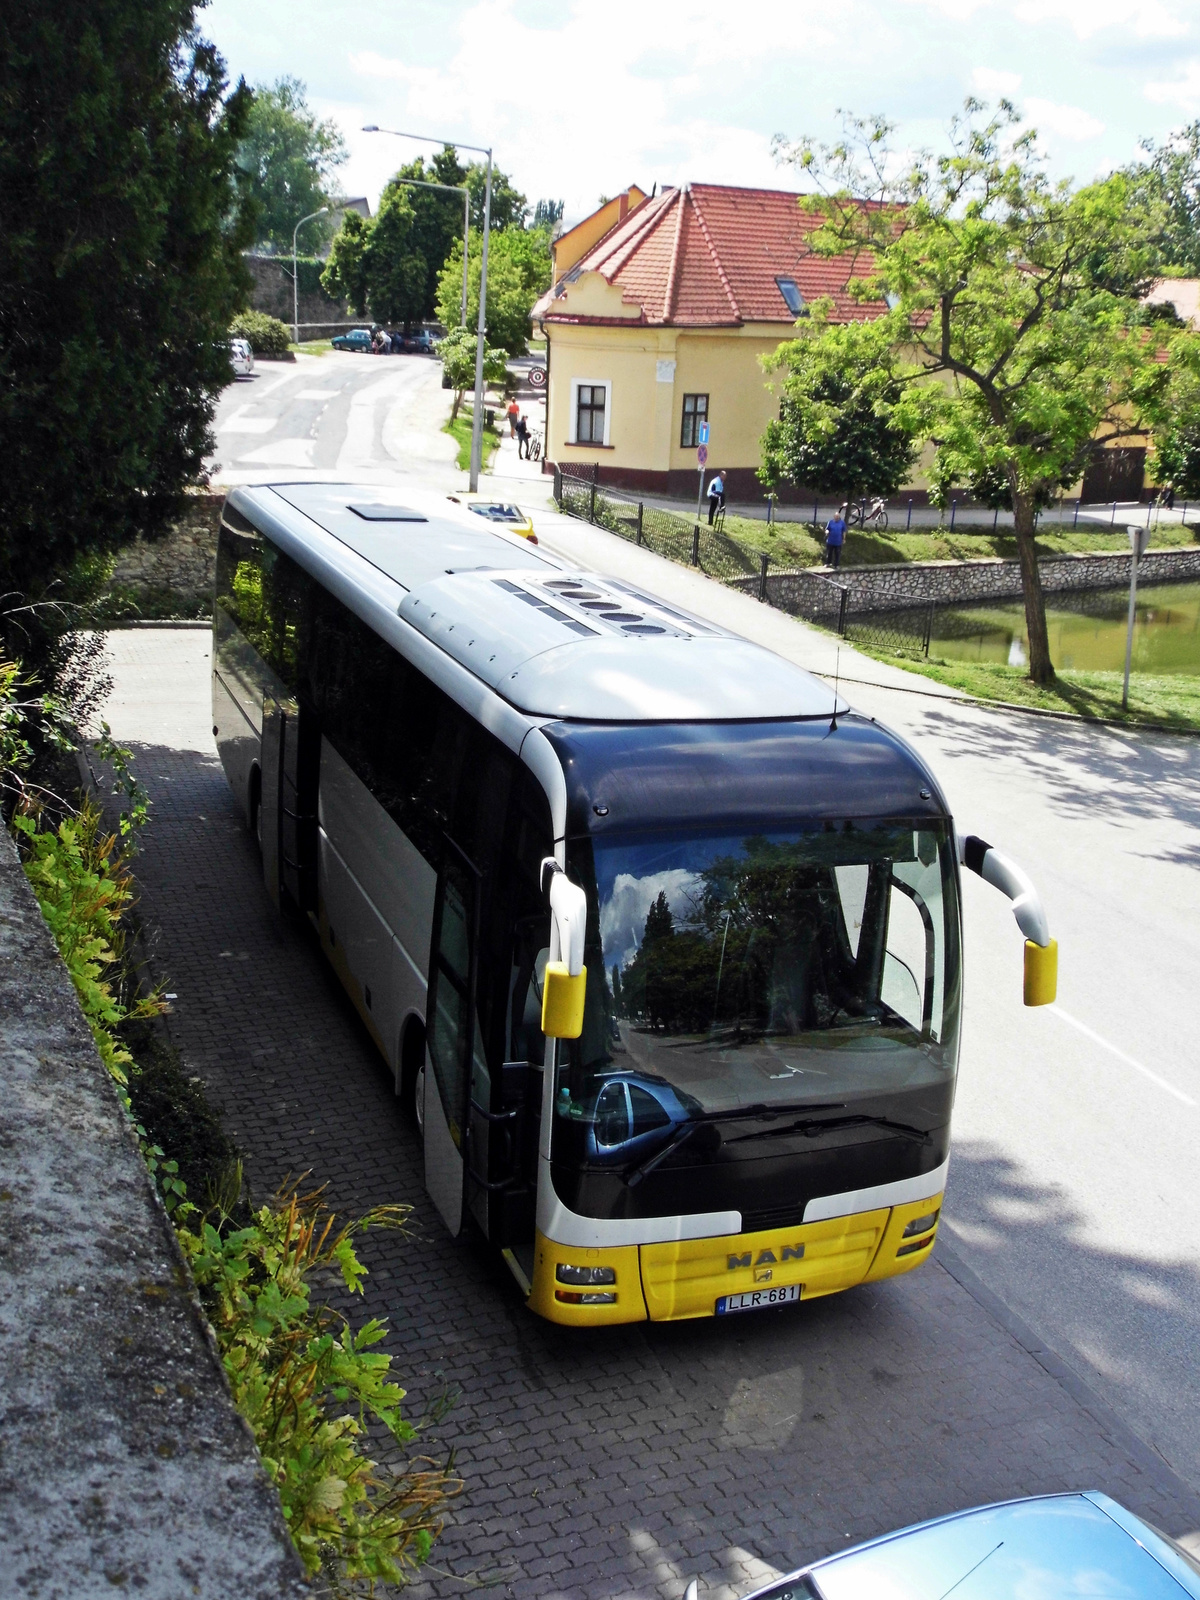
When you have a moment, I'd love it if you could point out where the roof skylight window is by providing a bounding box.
[776,277,806,316]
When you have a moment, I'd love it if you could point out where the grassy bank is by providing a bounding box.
[443,405,502,472]
[717,511,1200,572]
[858,650,1200,731]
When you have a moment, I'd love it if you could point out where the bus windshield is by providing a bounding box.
[561,823,961,1130]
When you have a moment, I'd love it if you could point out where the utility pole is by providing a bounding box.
[291,206,329,345]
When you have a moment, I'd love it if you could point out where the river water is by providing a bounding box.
[929,581,1200,675]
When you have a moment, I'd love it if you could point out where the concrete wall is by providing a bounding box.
[0,827,310,1597]
[110,493,222,605]
[733,545,1200,615]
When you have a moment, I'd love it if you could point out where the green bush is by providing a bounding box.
[230,309,292,356]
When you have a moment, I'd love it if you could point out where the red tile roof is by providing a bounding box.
[534,182,886,328]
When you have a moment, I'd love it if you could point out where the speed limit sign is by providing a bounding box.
[528,366,547,388]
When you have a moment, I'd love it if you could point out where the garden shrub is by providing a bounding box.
[230,309,292,356]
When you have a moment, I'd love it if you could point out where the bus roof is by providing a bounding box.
[235,483,846,723]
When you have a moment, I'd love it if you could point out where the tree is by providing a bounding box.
[760,313,922,507]
[437,327,507,419]
[1123,122,1200,276]
[464,162,528,232]
[320,188,426,327]
[1153,335,1200,498]
[0,0,253,645]
[775,102,1176,685]
[388,149,470,319]
[237,77,346,252]
[435,227,552,355]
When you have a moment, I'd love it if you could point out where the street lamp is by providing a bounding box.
[364,125,492,491]
[291,206,329,345]
[383,175,471,327]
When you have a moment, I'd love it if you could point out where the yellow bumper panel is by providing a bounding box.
[528,1235,646,1326]
[862,1195,943,1282]
[640,1209,891,1321]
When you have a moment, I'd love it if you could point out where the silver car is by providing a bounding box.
[721,1493,1200,1600]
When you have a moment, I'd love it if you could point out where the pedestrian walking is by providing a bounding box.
[507,398,520,437]
[707,470,726,526]
[824,508,847,569]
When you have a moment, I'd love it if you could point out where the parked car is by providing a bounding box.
[229,337,254,377]
[447,496,538,542]
[331,328,375,353]
[724,1493,1200,1600]
[402,329,435,354]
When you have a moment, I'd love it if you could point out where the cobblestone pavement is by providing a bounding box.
[107,629,1200,1600]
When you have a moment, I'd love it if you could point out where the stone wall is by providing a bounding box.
[244,253,355,330]
[0,826,310,1597]
[110,492,222,605]
[734,545,1200,616]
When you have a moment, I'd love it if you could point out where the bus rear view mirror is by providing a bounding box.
[1023,938,1057,1007]
[542,962,587,1038]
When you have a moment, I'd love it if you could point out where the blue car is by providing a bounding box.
[331,328,375,352]
[730,1493,1200,1600]
[569,1072,696,1169]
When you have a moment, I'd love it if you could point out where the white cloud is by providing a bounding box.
[1023,97,1106,141]
[972,67,1023,97]
[600,869,704,973]
[1145,58,1200,111]
[1009,0,1188,36]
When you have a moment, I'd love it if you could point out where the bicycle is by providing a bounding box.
[526,429,542,462]
[848,496,889,531]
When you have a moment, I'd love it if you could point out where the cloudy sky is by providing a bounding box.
[202,0,1200,226]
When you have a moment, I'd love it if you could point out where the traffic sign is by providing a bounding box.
[698,421,710,445]
[697,445,708,466]
[528,365,546,388]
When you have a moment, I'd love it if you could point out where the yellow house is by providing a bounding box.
[532,182,887,502]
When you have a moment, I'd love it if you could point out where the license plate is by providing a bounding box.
[716,1284,802,1315]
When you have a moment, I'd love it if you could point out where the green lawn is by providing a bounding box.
[721,512,1200,571]
[288,338,333,355]
[443,407,502,472]
[857,650,1200,731]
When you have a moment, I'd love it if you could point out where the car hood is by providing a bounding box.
[808,1494,1200,1600]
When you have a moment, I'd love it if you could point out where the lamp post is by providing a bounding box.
[291,206,329,345]
[364,126,492,491]
[1122,523,1150,711]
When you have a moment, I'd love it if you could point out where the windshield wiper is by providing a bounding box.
[626,1123,698,1188]
[623,1102,849,1188]
[725,1113,931,1146]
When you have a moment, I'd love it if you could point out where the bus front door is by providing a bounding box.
[260,693,319,914]
[424,840,483,1237]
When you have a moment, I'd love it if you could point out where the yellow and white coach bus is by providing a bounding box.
[212,482,1057,1326]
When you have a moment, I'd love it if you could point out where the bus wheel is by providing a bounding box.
[399,1019,426,1128]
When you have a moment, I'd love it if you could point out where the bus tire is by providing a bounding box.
[399,1018,426,1127]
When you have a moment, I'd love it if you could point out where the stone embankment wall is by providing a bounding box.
[244,252,355,330]
[0,828,310,1597]
[734,546,1200,616]
[110,492,223,607]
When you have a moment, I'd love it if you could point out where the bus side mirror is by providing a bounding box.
[542,962,587,1038]
[541,859,588,1039]
[1024,938,1057,1007]
[959,835,1057,1008]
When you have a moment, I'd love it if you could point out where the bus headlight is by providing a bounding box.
[556,1263,616,1286]
[902,1210,939,1238]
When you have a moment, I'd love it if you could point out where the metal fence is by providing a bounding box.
[843,604,935,657]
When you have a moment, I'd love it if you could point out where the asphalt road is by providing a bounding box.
[531,511,1200,1497]
[206,350,460,488]
[99,624,1200,1598]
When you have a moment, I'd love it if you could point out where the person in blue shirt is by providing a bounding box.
[824,508,847,569]
[707,471,726,525]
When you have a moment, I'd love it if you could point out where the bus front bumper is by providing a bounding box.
[527,1197,943,1325]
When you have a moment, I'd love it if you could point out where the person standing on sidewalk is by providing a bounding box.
[824,508,847,569]
[506,398,520,437]
[707,471,726,525]
[515,413,530,459]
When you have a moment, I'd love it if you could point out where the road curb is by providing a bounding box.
[935,1235,1200,1525]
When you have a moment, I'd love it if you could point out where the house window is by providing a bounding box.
[776,277,806,316]
[681,393,709,449]
[576,384,607,444]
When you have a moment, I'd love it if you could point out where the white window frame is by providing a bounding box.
[569,378,612,446]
